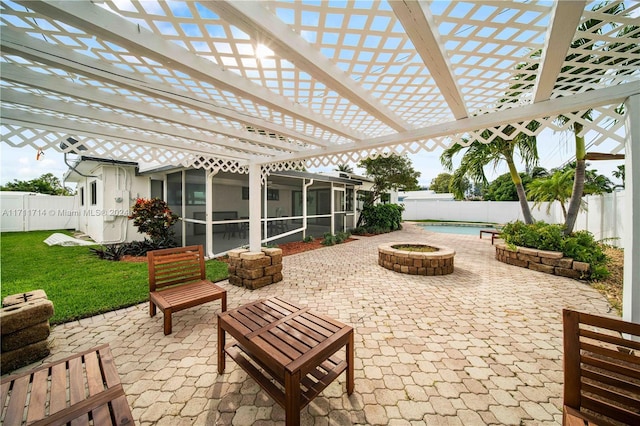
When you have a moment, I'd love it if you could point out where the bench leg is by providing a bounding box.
[218,320,226,374]
[347,331,354,395]
[163,309,172,335]
[221,292,227,312]
[150,301,156,317]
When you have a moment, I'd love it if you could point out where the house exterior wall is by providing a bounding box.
[74,164,149,244]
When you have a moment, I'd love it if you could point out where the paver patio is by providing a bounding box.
[31,222,612,425]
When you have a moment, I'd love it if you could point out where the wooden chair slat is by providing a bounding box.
[25,369,49,423]
[147,245,226,335]
[582,381,640,410]
[582,367,640,394]
[580,340,640,367]
[581,353,640,380]
[577,311,640,336]
[50,361,68,415]
[84,351,112,425]
[581,395,640,425]
[563,308,640,426]
[580,328,640,352]
[0,345,133,426]
[4,376,29,426]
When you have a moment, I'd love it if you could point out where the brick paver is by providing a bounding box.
[14,223,612,424]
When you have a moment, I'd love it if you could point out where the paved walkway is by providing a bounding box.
[41,223,612,425]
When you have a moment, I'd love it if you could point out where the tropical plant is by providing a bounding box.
[129,198,179,244]
[483,172,535,202]
[528,169,574,219]
[358,203,404,233]
[358,154,420,208]
[0,172,74,195]
[334,163,354,174]
[441,121,540,223]
[558,1,636,234]
[612,165,625,189]
[429,173,470,198]
[500,221,609,280]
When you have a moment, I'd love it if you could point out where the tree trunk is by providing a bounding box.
[507,158,534,224]
[564,122,586,235]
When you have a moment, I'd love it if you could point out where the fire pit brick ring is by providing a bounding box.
[378,243,455,276]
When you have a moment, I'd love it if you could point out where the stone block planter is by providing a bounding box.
[1,290,53,374]
[495,243,591,279]
[227,247,283,289]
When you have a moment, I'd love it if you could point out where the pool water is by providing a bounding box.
[419,224,495,236]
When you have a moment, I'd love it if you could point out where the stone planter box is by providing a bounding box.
[495,243,591,279]
[378,243,455,276]
[1,289,53,374]
[227,247,283,290]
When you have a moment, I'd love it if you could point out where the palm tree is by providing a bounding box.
[561,1,635,234]
[441,121,540,224]
[335,163,353,174]
[528,169,574,220]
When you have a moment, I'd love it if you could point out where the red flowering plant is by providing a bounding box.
[129,198,179,244]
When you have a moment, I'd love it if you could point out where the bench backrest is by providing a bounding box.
[148,245,206,292]
[563,308,640,426]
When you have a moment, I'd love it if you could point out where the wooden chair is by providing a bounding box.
[148,245,226,335]
[562,309,640,426]
[0,344,133,426]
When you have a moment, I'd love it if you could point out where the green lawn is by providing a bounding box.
[0,230,229,324]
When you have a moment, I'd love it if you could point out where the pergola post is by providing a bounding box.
[623,94,640,324]
[248,163,262,253]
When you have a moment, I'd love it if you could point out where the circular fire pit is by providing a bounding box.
[378,243,455,275]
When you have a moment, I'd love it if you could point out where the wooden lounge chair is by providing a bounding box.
[148,245,226,335]
[562,309,640,426]
[0,344,133,426]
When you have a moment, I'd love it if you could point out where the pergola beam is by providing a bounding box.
[0,63,289,158]
[390,0,468,120]
[208,0,410,132]
[533,1,587,103]
[1,107,246,163]
[269,82,639,164]
[17,0,363,141]
[0,26,331,150]
[1,89,257,162]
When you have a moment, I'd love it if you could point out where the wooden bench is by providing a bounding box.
[0,344,133,426]
[479,229,500,245]
[562,309,640,426]
[148,245,226,335]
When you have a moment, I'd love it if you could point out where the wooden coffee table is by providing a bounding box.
[217,297,354,425]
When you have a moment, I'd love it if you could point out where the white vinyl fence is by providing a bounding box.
[402,190,625,247]
[1,192,78,232]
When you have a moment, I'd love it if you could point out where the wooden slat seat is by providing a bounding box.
[0,344,133,426]
[148,245,226,335]
[563,309,640,426]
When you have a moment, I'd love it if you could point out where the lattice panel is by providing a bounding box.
[306,102,629,168]
[553,1,640,98]
[1,120,246,175]
[1,0,637,173]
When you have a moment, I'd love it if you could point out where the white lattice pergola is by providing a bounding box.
[1,1,639,320]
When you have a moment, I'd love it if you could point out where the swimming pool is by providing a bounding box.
[418,223,495,236]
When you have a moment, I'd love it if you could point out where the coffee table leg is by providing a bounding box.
[347,331,354,395]
[284,370,301,426]
[217,318,225,374]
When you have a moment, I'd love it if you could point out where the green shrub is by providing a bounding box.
[322,232,336,246]
[500,221,609,279]
[303,235,314,243]
[359,203,404,233]
[129,198,179,243]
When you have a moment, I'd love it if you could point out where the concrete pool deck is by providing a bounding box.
[21,222,613,425]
